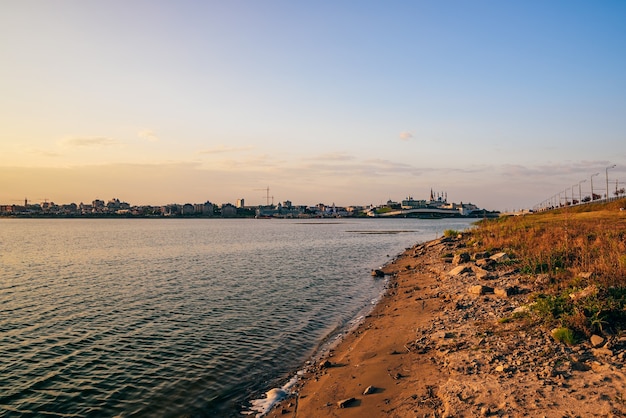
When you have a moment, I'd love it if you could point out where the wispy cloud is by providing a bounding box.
[60,137,122,147]
[297,155,423,178]
[303,152,355,162]
[26,148,61,157]
[138,129,159,142]
[399,131,413,141]
[198,145,255,154]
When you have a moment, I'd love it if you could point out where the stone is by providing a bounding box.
[371,269,385,277]
[453,252,471,265]
[490,252,510,262]
[569,285,599,301]
[472,266,494,280]
[363,385,376,395]
[592,347,613,357]
[435,331,456,339]
[448,265,472,276]
[469,285,494,295]
[590,334,606,348]
[475,258,496,270]
[337,397,356,408]
[494,287,512,298]
[319,359,332,369]
[512,305,529,315]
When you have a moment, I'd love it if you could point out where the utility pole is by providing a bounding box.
[606,165,616,201]
[591,172,599,201]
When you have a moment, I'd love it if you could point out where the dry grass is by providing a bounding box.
[470,198,626,336]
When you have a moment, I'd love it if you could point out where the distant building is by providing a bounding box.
[236,199,245,208]
[194,201,214,215]
[162,204,180,216]
[92,199,105,212]
[401,196,428,209]
[79,203,93,214]
[182,203,194,215]
[221,203,237,217]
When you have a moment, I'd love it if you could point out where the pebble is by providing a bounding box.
[363,385,376,395]
[337,397,356,408]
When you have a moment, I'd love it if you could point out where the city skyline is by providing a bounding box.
[2,1,625,212]
[0,187,476,210]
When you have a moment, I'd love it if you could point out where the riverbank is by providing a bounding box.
[264,232,626,417]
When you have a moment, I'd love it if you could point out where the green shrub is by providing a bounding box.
[530,294,571,323]
[551,327,577,345]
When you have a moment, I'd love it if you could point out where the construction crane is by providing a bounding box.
[253,186,274,206]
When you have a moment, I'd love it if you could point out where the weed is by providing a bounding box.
[551,327,577,345]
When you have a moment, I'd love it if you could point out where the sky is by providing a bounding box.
[1,1,625,212]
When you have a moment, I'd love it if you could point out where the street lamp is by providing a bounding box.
[571,184,577,205]
[591,172,599,201]
[578,179,586,204]
[606,164,616,201]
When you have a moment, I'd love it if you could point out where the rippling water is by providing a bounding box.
[0,218,474,417]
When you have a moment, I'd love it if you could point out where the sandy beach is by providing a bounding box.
[265,234,626,417]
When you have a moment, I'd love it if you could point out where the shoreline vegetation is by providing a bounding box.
[262,198,626,417]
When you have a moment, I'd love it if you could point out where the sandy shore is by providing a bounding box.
[265,234,626,417]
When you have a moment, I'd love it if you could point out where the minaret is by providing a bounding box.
[430,189,434,201]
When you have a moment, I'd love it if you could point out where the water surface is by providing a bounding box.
[0,218,474,416]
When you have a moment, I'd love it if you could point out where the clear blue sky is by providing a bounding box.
[1,1,625,211]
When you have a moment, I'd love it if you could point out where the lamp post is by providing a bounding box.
[591,172,599,201]
[571,184,577,205]
[578,179,586,204]
[606,164,616,201]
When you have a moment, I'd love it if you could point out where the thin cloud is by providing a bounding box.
[218,154,285,170]
[399,131,414,141]
[26,148,61,157]
[138,130,159,142]
[304,152,355,162]
[60,137,121,147]
[198,145,255,154]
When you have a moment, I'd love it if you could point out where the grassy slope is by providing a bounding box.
[469,198,626,340]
